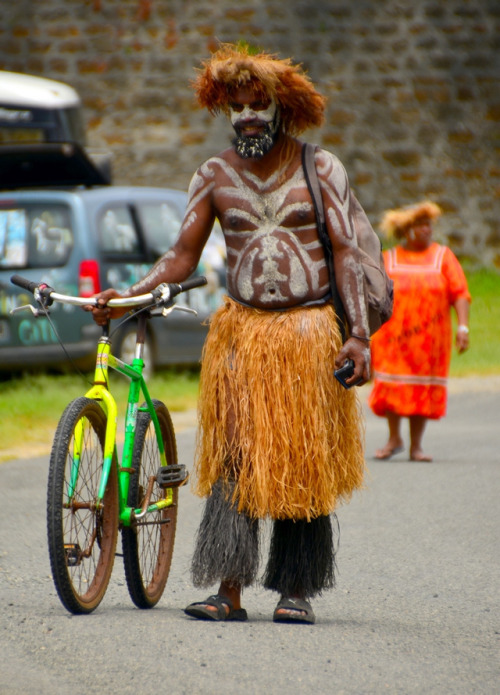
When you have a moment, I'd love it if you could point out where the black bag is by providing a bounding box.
[302,143,393,341]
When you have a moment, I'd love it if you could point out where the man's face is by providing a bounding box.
[229,86,280,159]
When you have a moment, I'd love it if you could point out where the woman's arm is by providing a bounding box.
[454,296,470,354]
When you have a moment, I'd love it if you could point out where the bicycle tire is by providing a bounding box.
[122,399,178,608]
[47,397,118,614]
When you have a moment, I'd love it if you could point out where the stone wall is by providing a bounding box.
[1,0,499,266]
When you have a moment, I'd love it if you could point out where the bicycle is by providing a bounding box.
[10,273,207,614]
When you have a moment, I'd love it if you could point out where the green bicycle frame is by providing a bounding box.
[68,333,173,527]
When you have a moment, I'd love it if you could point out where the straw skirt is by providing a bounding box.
[194,297,365,521]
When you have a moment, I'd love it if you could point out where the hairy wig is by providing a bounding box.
[380,200,442,239]
[193,44,327,136]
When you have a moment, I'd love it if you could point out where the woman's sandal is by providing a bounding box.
[184,594,248,622]
[374,444,404,460]
[273,597,316,625]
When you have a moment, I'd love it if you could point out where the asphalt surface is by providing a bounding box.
[0,379,498,695]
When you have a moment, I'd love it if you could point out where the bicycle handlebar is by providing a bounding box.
[10,274,40,294]
[173,275,208,294]
[10,274,208,309]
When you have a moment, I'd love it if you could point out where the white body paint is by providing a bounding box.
[202,157,329,305]
[230,99,277,127]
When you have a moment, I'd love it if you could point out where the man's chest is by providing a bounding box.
[213,165,316,233]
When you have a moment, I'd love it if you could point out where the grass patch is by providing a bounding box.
[0,368,200,462]
[450,269,500,376]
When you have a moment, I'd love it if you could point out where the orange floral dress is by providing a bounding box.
[368,243,471,420]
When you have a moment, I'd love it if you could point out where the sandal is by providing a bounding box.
[184,594,248,622]
[273,597,315,625]
[374,445,404,460]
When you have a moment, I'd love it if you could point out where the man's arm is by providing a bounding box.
[89,167,217,324]
[126,168,217,296]
[316,150,371,385]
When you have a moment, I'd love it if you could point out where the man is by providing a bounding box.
[90,44,370,624]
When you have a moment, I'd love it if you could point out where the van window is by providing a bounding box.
[136,202,182,257]
[98,206,140,255]
[0,203,73,269]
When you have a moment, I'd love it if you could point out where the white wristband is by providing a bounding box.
[457,325,469,334]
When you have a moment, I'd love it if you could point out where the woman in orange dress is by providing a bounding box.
[368,201,471,462]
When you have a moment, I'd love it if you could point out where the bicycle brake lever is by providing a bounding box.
[10,304,48,317]
[170,305,198,316]
[159,304,198,317]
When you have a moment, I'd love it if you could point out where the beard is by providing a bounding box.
[232,130,275,159]
[232,116,280,159]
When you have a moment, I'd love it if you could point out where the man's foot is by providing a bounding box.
[374,441,404,460]
[273,597,315,624]
[184,594,248,622]
[409,449,433,462]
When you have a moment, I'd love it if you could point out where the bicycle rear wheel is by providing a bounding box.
[122,399,178,608]
[47,397,118,614]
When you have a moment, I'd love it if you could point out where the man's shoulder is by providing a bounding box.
[313,145,345,171]
[202,147,234,167]
[309,145,349,195]
[195,149,239,180]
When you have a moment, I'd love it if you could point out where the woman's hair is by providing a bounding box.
[193,43,327,136]
[380,200,442,239]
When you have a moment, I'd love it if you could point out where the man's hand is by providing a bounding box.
[334,336,371,387]
[83,288,128,326]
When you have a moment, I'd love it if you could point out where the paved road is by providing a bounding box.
[1,382,498,695]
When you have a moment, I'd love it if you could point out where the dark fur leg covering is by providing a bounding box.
[262,515,339,599]
[191,480,260,589]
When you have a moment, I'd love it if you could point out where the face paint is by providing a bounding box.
[230,97,281,160]
[230,99,277,128]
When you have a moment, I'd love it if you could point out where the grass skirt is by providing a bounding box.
[191,481,260,589]
[262,514,339,597]
[194,297,365,520]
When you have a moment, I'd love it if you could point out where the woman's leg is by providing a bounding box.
[409,415,433,462]
[374,411,404,459]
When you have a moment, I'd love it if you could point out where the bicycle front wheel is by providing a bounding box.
[122,399,178,608]
[47,397,119,614]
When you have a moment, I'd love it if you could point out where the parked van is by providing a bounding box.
[0,72,226,374]
[0,70,111,187]
[0,70,86,145]
[0,186,225,373]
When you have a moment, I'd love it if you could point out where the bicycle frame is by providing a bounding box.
[72,313,173,528]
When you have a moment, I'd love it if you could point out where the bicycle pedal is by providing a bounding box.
[156,464,189,489]
[64,543,82,567]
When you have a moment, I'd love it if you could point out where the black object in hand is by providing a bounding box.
[334,359,362,389]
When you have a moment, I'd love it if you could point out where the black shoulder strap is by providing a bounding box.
[302,142,326,234]
[301,143,347,341]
